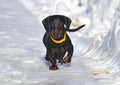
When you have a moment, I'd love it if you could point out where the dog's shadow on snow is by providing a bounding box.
[40,56,50,67]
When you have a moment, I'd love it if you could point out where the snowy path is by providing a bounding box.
[0,0,119,85]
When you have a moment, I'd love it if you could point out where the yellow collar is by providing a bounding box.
[50,32,66,44]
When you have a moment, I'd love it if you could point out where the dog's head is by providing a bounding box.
[42,15,71,40]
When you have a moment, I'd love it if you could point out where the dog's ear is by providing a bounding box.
[42,16,50,31]
[63,16,71,30]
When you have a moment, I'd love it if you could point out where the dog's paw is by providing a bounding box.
[49,65,59,70]
[63,56,71,63]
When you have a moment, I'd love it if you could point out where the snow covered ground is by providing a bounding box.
[0,0,120,85]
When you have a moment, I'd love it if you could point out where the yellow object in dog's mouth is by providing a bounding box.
[50,32,66,44]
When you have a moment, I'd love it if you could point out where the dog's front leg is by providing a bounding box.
[46,51,58,70]
[64,45,73,63]
[49,57,58,70]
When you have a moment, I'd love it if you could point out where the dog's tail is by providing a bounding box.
[66,24,85,32]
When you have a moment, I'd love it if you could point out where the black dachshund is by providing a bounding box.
[42,15,85,70]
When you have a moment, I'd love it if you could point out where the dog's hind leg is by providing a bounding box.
[58,51,66,64]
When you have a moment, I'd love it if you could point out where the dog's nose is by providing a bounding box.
[55,28,58,33]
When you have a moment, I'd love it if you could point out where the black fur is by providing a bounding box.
[42,15,85,70]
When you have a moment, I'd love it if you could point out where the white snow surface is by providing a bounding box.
[0,0,120,85]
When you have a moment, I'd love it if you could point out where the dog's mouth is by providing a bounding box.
[51,30,63,40]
